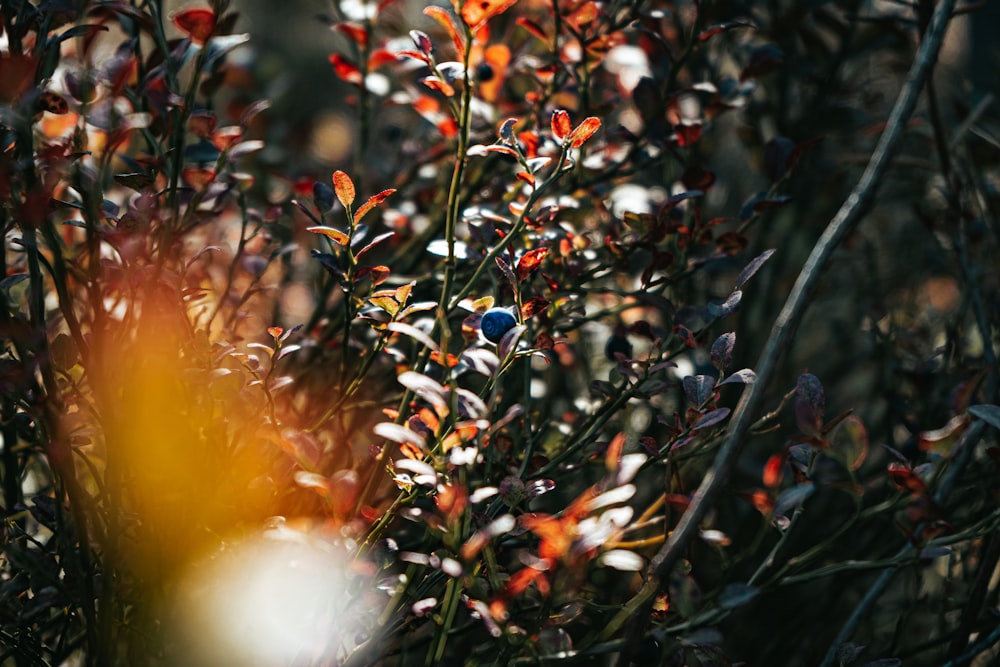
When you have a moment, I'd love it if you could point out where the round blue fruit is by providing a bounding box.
[480,307,517,343]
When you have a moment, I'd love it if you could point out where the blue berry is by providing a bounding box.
[480,307,517,343]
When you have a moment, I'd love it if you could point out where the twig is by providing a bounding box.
[612,0,960,662]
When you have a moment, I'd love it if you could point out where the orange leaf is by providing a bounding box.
[421,76,456,97]
[763,452,785,488]
[396,49,431,64]
[551,109,571,141]
[515,171,535,186]
[431,351,460,368]
[267,326,283,340]
[605,432,625,473]
[172,7,216,44]
[332,170,356,207]
[461,0,520,32]
[424,6,466,55]
[355,188,397,223]
[307,225,350,246]
[569,117,601,148]
[328,53,363,85]
[369,265,391,285]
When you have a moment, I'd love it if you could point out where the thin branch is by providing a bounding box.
[612,0,960,662]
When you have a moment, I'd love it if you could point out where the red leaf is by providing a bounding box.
[396,49,431,64]
[675,122,702,147]
[888,463,926,497]
[516,247,548,282]
[520,297,549,320]
[368,49,399,70]
[355,188,397,223]
[569,117,601,147]
[424,6,466,55]
[551,109,571,141]
[461,0,519,32]
[515,171,535,186]
[332,170,356,208]
[328,53,363,85]
[172,7,216,44]
[335,22,368,49]
[763,452,785,488]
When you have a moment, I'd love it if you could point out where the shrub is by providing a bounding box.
[1,1,998,666]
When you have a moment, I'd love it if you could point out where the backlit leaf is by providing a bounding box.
[520,297,549,320]
[551,109,571,141]
[569,117,601,147]
[335,22,368,49]
[172,7,216,44]
[421,76,455,97]
[598,550,644,571]
[374,422,427,450]
[329,53,363,85]
[354,188,396,223]
[332,170,356,207]
[516,247,548,282]
[307,225,350,246]
[423,6,466,55]
[461,0,520,32]
[763,452,785,488]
